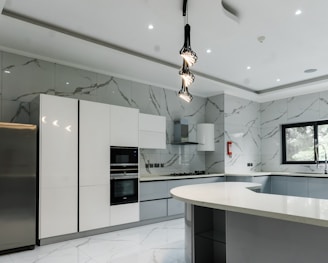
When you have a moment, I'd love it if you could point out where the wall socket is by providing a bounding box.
[145,162,165,168]
[247,163,253,167]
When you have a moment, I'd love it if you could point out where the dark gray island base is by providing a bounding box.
[186,204,328,263]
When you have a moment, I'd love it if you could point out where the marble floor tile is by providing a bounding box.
[0,219,185,263]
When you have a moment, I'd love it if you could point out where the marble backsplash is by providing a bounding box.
[0,51,206,176]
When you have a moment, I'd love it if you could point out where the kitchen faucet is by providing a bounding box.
[315,140,328,174]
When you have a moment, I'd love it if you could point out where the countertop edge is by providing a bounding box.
[170,182,328,228]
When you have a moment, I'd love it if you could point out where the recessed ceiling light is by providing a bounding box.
[66,82,70,85]
[4,70,11,74]
[295,9,302,15]
[276,78,281,82]
[206,49,212,54]
[246,66,251,70]
[148,24,154,30]
[304,68,317,73]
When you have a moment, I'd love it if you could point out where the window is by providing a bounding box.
[282,121,328,164]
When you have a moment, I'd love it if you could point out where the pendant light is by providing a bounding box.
[180,24,198,67]
[178,81,193,103]
[177,0,197,103]
[179,60,195,87]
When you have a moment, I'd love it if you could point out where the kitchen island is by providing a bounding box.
[171,182,328,263]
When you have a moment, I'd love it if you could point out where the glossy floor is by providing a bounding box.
[0,219,185,263]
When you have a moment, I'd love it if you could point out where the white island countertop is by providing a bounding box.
[170,182,328,228]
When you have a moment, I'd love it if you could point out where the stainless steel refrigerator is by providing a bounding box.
[0,122,37,253]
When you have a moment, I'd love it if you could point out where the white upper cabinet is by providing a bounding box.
[197,123,215,151]
[139,113,166,149]
[110,105,139,147]
[38,94,78,239]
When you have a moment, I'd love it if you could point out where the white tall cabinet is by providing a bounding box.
[37,94,78,239]
[79,101,111,231]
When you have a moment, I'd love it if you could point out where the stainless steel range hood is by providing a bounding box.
[172,119,198,145]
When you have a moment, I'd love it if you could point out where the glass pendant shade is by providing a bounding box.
[180,24,198,67]
[178,82,193,103]
[179,60,195,86]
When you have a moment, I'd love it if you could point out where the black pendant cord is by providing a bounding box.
[183,0,188,16]
[184,24,191,48]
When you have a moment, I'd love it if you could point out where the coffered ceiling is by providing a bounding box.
[0,0,328,102]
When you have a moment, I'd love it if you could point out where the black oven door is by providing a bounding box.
[110,177,138,205]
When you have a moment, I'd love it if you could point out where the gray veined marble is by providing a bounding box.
[2,53,55,102]
[287,93,320,122]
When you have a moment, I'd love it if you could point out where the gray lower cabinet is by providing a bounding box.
[140,176,223,221]
[287,176,308,197]
[140,199,167,220]
[253,176,271,193]
[140,181,168,201]
[168,198,184,216]
[308,177,328,199]
[271,176,288,195]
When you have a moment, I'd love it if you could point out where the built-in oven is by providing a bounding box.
[110,146,138,167]
[110,146,139,205]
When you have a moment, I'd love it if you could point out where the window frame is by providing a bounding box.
[281,120,328,164]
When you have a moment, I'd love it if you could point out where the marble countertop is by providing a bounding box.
[170,182,328,228]
[140,173,224,182]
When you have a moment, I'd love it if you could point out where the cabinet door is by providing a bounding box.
[110,203,139,226]
[253,176,271,193]
[270,176,288,195]
[110,105,139,147]
[308,178,328,199]
[140,181,168,201]
[39,95,78,188]
[39,94,78,239]
[79,101,110,186]
[79,185,110,231]
[168,198,184,216]
[139,113,166,149]
[140,199,167,220]
[287,176,308,197]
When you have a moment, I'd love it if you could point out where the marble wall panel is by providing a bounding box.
[287,93,320,123]
[204,94,225,173]
[319,90,328,120]
[224,94,261,173]
[224,94,260,128]
[131,83,165,115]
[260,99,288,128]
[1,99,30,123]
[96,74,132,107]
[54,64,98,101]
[2,52,55,102]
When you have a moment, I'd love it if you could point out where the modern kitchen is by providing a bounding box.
[1,1,328,263]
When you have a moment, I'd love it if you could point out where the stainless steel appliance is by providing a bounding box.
[110,146,138,205]
[0,122,37,253]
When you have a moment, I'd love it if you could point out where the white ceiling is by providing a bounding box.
[1,0,328,102]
